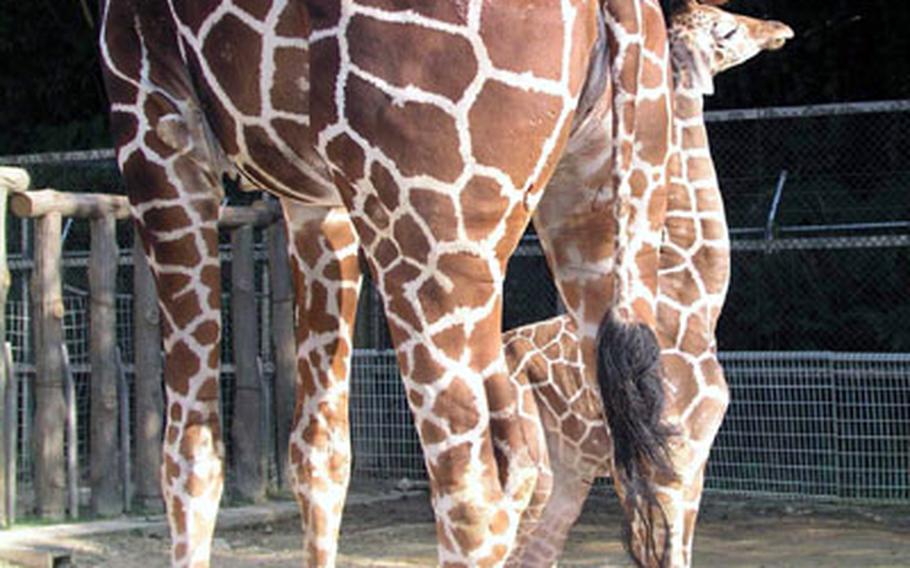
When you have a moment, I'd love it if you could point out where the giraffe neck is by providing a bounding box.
[672,85,711,177]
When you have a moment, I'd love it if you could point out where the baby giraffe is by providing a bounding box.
[502,1,793,566]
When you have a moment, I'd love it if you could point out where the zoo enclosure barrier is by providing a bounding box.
[0,167,300,527]
[0,99,908,527]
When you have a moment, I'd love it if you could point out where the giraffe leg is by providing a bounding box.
[503,317,611,566]
[111,108,225,567]
[528,0,677,562]
[282,200,362,567]
[649,353,729,567]
[511,465,593,567]
[100,5,230,564]
[328,174,549,565]
[373,249,544,566]
[502,370,554,567]
[302,0,602,560]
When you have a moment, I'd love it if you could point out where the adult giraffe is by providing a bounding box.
[98,0,675,566]
[503,1,794,565]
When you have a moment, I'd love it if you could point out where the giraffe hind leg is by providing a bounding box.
[596,312,677,568]
[282,201,362,567]
[114,104,226,567]
[102,14,229,562]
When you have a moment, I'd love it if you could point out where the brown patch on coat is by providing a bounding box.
[433,379,481,435]
[348,15,477,102]
[480,0,563,79]
[461,176,508,241]
[202,14,262,115]
[468,80,563,188]
[345,74,463,182]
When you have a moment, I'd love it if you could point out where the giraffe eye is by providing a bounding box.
[714,23,738,40]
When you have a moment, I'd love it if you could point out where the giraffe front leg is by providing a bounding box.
[113,107,226,566]
[282,201,362,567]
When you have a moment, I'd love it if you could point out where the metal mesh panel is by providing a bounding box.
[719,237,910,352]
[344,350,910,503]
[350,350,423,481]
[705,102,910,230]
[709,353,910,502]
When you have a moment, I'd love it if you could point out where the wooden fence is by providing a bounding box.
[0,167,297,526]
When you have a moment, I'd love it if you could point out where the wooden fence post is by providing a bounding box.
[31,211,66,519]
[230,225,265,501]
[132,230,164,511]
[62,345,79,520]
[3,343,15,525]
[267,220,296,489]
[0,167,29,527]
[89,213,121,515]
[115,347,131,513]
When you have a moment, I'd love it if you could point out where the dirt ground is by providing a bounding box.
[14,493,910,567]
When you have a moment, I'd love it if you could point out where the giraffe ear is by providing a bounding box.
[672,36,715,95]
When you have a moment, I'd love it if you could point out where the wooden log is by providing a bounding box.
[256,355,271,489]
[31,212,67,520]
[89,214,121,516]
[229,225,265,502]
[0,167,30,193]
[11,190,130,220]
[115,348,131,513]
[219,200,281,229]
[61,346,78,520]
[9,190,279,229]
[3,343,16,525]
[131,231,164,511]
[0,545,71,568]
[266,221,296,489]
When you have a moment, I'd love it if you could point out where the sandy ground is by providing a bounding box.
[5,492,910,567]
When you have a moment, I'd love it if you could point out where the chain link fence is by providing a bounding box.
[2,100,908,513]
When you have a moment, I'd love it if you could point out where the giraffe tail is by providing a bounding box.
[595,312,677,568]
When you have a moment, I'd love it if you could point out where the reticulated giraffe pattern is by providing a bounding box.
[282,200,362,567]
[304,2,604,564]
[95,0,721,566]
[529,0,679,563]
[501,2,794,565]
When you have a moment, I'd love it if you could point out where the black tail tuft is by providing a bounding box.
[596,312,677,567]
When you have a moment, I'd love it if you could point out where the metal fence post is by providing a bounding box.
[830,353,842,499]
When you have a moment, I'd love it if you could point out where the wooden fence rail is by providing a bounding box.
[0,167,295,525]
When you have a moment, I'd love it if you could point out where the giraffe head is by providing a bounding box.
[669,0,794,95]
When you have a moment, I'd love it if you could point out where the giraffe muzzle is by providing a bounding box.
[763,22,795,51]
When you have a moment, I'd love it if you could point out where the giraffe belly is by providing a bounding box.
[231,139,344,208]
